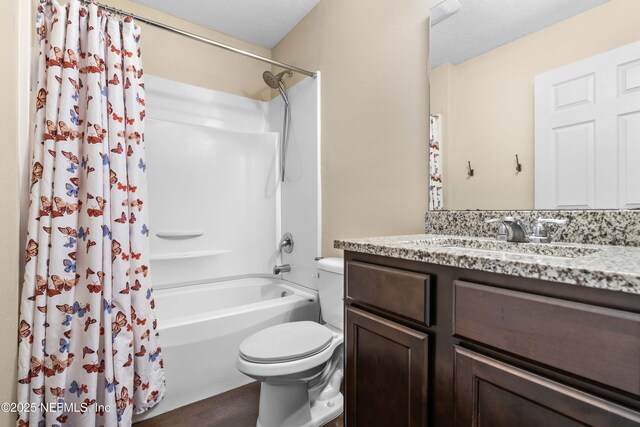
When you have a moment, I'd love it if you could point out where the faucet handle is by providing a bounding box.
[485,216,520,224]
[536,218,569,226]
[530,218,569,243]
[485,217,504,224]
[533,218,568,236]
[279,232,294,254]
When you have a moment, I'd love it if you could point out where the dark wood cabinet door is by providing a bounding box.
[346,306,428,427]
[454,346,640,427]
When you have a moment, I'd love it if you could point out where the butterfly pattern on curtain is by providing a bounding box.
[18,1,165,425]
[429,114,444,211]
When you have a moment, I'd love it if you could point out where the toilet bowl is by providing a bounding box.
[236,258,344,427]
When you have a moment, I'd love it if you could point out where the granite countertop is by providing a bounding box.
[335,234,640,294]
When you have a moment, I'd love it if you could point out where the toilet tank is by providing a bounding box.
[316,258,344,330]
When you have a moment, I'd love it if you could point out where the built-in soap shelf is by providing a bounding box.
[156,231,204,239]
[149,249,231,261]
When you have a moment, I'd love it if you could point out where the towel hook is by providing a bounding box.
[515,154,522,173]
[467,161,474,177]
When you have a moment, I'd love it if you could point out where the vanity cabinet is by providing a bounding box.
[345,261,431,426]
[346,307,428,427]
[343,252,640,427]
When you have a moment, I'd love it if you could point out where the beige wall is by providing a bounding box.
[431,0,640,210]
[274,0,431,256]
[0,0,20,424]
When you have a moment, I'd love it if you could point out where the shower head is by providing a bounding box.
[263,70,290,105]
[262,70,289,89]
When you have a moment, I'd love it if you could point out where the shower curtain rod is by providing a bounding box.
[70,0,317,78]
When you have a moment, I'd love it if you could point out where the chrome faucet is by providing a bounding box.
[486,217,530,242]
[486,216,569,243]
[273,264,291,275]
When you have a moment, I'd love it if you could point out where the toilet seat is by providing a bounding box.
[237,324,343,379]
[239,321,334,364]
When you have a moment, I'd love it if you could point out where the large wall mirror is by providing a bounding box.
[429,0,640,211]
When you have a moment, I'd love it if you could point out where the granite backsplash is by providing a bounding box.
[425,210,640,247]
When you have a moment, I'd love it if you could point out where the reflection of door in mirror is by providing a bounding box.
[535,41,640,209]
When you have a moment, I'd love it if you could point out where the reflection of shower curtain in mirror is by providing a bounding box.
[429,114,443,210]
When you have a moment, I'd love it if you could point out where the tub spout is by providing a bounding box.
[273,264,291,275]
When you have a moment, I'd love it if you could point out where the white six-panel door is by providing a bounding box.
[535,40,640,209]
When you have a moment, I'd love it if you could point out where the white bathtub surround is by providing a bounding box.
[145,120,280,286]
[146,75,271,132]
[19,2,165,425]
[138,75,323,420]
[236,258,345,427]
[135,278,319,420]
[145,76,280,289]
[144,74,321,289]
[270,76,323,290]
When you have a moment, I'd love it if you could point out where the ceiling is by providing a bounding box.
[130,0,321,49]
[431,0,612,68]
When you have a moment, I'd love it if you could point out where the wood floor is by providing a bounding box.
[135,382,344,427]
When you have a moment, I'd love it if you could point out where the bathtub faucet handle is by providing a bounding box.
[279,232,294,254]
[273,264,291,275]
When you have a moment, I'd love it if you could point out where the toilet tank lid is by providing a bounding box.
[317,257,344,274]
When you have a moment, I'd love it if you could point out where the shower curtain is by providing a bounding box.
[429,114,444,210]
[18,1,165,425]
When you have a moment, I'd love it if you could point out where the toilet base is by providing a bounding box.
[309,391,343,427]
[255,382,343,427]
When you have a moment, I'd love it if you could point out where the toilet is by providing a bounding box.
[236,258,345,427]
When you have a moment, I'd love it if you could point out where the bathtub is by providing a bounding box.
[134,277,319,421]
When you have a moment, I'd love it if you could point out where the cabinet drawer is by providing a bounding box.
[454,281,640,397]
[346,261,431,326]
